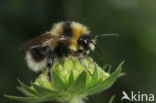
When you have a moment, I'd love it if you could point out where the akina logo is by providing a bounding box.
[121,91,155,102]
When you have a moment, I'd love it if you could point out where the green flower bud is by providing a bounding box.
[5,56,124,103]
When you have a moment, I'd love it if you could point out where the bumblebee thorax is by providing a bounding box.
[50,21,91,51]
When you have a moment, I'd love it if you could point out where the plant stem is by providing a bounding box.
[68,97,84,103]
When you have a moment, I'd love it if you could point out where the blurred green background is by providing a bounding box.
[0,0,156,103]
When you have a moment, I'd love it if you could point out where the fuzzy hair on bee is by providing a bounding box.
[22,21,95,70]
[21,21,118,91]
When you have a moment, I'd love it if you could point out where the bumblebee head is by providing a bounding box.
[70,21,96,51]
[78,35,95,51]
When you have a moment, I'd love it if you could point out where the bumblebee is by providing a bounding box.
[21,21,118,90]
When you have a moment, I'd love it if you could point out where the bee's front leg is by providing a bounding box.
[70,50,92,76]
[46,51,58,92]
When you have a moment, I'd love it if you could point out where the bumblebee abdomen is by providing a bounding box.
[29,46,50,62]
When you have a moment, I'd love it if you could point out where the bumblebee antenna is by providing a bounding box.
[95,33,119,39]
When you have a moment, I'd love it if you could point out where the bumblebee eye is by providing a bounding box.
[84,40,88,44]
[78,35,91,50]
[78,38,88,45]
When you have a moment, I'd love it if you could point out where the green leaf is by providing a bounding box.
[85,61,124,95]
[16,87,35,97]
[68,71,74,86]
[4,95,61,103]
[103,64,108,71]
[88,66,98,88]
[108,64,111,73]
[32,84,56,96]
[17,79,40,96]
[52,71,66,92]
[67,71,87,94]
[108,95,115,103]
[118,72,126,78]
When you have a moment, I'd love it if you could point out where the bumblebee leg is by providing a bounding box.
[75,53,92,76]
[46,51,58,92]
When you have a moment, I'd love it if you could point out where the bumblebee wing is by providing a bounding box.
[20,33,55,49]
[20,33,70,50]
